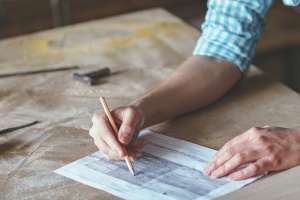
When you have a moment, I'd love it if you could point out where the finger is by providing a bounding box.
[128,138,148,149]
[205,142,246,175]
[205,146,237,176]
[98,123,125,157]
[99,141,125,161]
[206,129,256,173]
[91,112,125,157]
[117,108,141,145]
[229,158,270,181]
[90,128,124,160]
[126,138,147,160]
[210,149,260,178]
[209,132,250,164]
[128,148,143,161]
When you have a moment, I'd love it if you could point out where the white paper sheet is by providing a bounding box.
[55,130,266,200]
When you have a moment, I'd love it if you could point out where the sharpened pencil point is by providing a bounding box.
[130,168,135,176]
[125,156,135,176]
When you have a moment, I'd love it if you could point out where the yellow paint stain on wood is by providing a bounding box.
[135,27,154,37]
[28,22,187,57]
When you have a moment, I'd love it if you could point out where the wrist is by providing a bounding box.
[129,96,156,129]
[294,127,300,141]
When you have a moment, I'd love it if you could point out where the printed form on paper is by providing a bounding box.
[55,130,266,200]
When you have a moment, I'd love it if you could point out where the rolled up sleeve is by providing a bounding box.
[193,0,274,76]
[283,0,300,6]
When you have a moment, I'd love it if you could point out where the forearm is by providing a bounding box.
[130,55,242,128]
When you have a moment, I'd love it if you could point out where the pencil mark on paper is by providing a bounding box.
[87,152,228,200]
[55,130,267,200]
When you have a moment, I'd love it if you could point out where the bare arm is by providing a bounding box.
[130,55,241,128]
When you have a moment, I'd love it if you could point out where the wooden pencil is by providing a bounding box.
[100,97,135,176]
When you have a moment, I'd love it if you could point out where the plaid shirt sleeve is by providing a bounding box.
[193,0,299,76]
[284,0,300,6]
[193,0,274,76]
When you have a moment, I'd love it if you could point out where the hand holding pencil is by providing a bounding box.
[89,97,148,174]
[100,97,135,175]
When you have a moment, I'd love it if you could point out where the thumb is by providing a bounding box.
[116,107,142,145]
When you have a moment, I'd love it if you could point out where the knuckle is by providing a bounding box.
[211,160,218,169]
[225,147,236,157]
[123,107,136,119]
[92,111,105,124]
[255,134,268,145]
[126,106,136,114]
[126,106,143,121]
[126,106,137,115]
[218,166,226,174]
[263,145,274,155]
[89,127,94,137]
[235,152,246,162]
[249,127,263,137]
[101,133,117,146]
[269,155,281,167]
[237,170,245,178]
[89,126,98,138]
[226,139,234,147]
[250,164,260,173]
[250,127,260,133]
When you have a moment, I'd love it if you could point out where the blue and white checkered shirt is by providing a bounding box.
[193,0,300,76]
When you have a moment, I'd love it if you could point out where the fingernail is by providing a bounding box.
[211,171,219,178]
[121,136,130,144]
[204,167,210,175]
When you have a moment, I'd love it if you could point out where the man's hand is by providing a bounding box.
[204,127,300,180]
[89,106,147,161]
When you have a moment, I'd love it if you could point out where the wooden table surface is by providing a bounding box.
[0,8,299,199]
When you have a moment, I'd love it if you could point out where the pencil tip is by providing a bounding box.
[130,169,135,176]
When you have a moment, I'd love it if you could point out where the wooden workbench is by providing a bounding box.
[0,8,299,199]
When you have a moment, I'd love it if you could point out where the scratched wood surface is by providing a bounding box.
[0,8,300,199]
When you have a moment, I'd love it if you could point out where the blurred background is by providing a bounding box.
[0,0,299,92]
